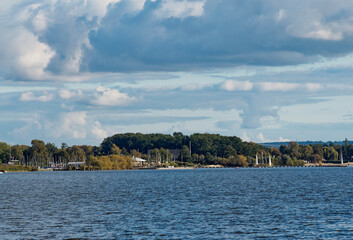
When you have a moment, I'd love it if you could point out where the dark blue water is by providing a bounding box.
[0,168,352,239]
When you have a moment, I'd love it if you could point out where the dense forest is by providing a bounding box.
[0,133,351,170]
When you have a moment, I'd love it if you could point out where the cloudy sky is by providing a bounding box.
[2,0,353,146]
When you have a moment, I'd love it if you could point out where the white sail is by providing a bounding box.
[269,155,272,167]
[255,154,258,165]
[340,149,344,165]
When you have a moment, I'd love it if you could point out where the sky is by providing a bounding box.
[2,0,353,146]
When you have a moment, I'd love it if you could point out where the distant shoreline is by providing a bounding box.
[2,163,353,173]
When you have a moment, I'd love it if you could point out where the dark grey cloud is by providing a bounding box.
[3,0,353,80]
[82,0,353,73]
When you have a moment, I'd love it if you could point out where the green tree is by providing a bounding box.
[223,145,237,158]
[46,143,58,164]
[313,144,324,157]
[57,149,69,163]
[31,140,48,167]
[310,154,322,164]
[110,144,122,155]
[149,148,160,164]
[302,145,313,160]
[325,146,338,161]
[10,145,24,163]
[61,142,68,150]
[344,138,349,160]
[269,147,281,158]
[67,145,86,162]
[0,142,10,163]
[180,145,191,162]
[159,148,172,164]
[288,142,300,159]
[205,152,214,164]
[281,154,292,166]
[229,155,248,167]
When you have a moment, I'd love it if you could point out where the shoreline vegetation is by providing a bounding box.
[0,133,352,172]
[1,163,350,173]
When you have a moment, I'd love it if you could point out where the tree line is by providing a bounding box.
[0,140,132,170]
[0,133,351,169]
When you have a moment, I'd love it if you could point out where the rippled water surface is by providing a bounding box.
[1,168,353,239]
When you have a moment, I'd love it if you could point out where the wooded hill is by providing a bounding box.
[101,132,267,158]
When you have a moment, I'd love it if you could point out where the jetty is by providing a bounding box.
[304,162,353,167]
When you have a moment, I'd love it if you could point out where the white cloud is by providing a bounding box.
[58,89,83,99]
[56,112,87,139]
[241,131,251,142]
[259,82,298,92]
[180,83,209,91]
[91,121,108,139]
[276,9,286,22]
[0,0,134,80]
[11,29,55,80]
[221,80,253,91]
[84,0,121,19]
[91,86,136,106]
[279,137,290,142]
[20,91,53,102]
[10,110,110,144]
[306,83,322,92]
[283,5,353,41]
[257,133,268,143]
[31,8,48,33]
[155,0,205,19]
[61,104,74,111]
[304,29,343,41]
[257,134,289,143]
[12,120,42,138]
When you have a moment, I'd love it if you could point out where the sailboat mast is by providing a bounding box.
[255,154,258,166]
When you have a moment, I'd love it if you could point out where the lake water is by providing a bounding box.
[0,168,352,239]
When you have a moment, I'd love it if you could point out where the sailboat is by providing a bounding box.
[255,154,259,166]
[269,155,272,167]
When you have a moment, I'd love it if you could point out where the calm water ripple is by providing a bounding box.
[0,168,353,239]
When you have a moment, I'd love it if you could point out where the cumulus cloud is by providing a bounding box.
[20,91,53,102]
[7,109,111,145]
[221,80,324,93]
[282,2,352,41]
[306,83,322,92]
[91,121,108,139]
[58,89,83,100]
[91,86,137,106]
[4,0,353,146]
[276,9,286,22]
[8,28,55,80]
[259,82,299,92]
[84,0,353,73]
[3,0,353,80]
[256,134,290,143]
[221,80,253,91]
[12,120,42,137]
[56,112,87,139]
[257,133,267,143]
[241,131,251,142]
[240,94,280,129]
[279,137,291,142]
[155,0,205,19]
[0,0,130,80]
